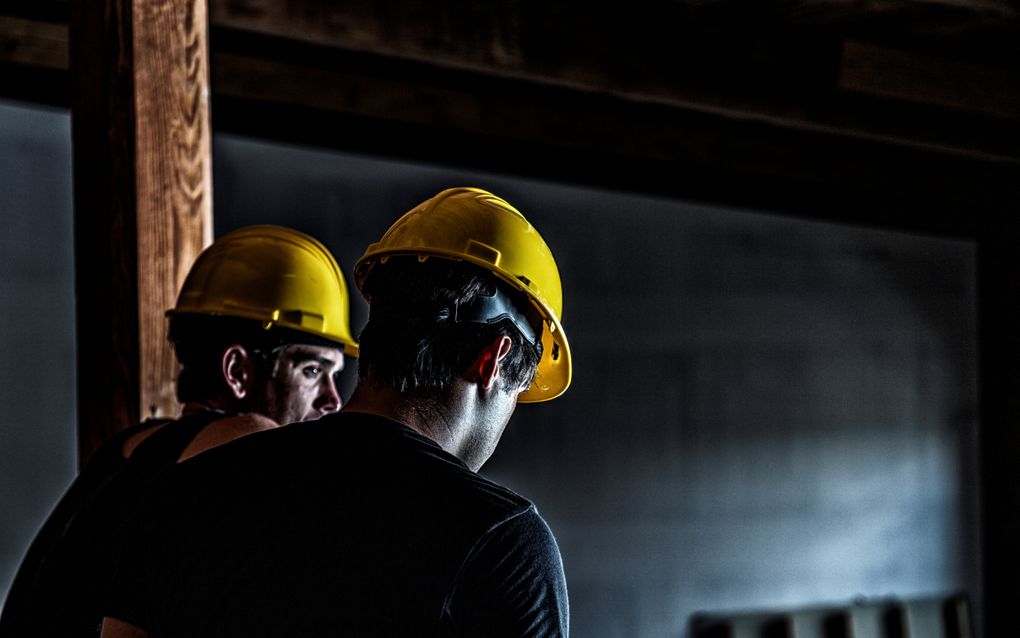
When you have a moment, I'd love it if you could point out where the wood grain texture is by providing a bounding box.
[210,43,1016,239]
[133,0,213,422]
[0,16,67,68]
[71,0,211,466]
[207,0,1020,123]
[11,4,1018,163]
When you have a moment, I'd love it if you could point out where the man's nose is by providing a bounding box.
[314,376,342,414]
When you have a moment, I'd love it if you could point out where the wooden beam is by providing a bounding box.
[205,0,1020,151]
[4,7,1017,168]
[0,16,66,69]
[209,33,1017,238]
[70,0,212,466]
[840,40,1020,121]
[0,15,69,106]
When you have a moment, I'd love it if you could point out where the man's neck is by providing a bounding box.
[343,383,470,454]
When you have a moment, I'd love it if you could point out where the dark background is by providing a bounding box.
[4,1,1016,634]
[0,101,980,636]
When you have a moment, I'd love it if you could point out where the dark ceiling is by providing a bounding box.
[0,0,1017,234]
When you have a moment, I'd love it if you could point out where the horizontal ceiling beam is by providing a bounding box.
[1,6,1017,238]
[840,39,1020,120]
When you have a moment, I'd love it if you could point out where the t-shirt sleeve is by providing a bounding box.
[444,506,570,637]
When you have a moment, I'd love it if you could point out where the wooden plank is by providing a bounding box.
[0,15,69,106]
[840,40,1020,121]
[207,0,1020,95]
[132,0,213,421]
[210,40,1012,238]
[0,16,66,68]
[201,7,1020,222]
[207,0,1020,130]
[70,0,211,466]
[204,0,848,131]
[4,8,1017,165]
[210,0,531,78]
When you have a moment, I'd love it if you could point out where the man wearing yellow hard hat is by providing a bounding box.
[1,226,359,638]
[102,188,572,637]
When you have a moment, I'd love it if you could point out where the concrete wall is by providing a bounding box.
[0,106,980,638]
[0,101,77,597]
[213,136,980,637]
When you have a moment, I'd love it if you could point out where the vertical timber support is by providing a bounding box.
[70,0,212,467]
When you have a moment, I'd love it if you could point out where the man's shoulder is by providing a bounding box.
[440,462,536,527]
[329,412,537,523]
[351,415,536,521]
[143,411,536,524]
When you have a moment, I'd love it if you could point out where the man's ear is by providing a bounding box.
[221,345,255,400]
[475,335,513,391]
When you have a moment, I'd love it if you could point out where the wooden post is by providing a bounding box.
[70,0,212,467]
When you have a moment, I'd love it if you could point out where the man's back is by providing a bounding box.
[107,412,569,637]
[0,412,222,638]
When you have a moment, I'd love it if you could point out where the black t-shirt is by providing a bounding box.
[107,412,570,637]
[0,411,222,638]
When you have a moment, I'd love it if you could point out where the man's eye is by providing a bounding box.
[302,366,323,379]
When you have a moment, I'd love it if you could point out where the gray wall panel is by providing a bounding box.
[0,100,76,599]
[212,135,980,637]
[0,115,980,638]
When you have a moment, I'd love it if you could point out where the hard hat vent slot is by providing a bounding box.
[280,310,324,331]
[465,240,501,266]
[552,343,560,361]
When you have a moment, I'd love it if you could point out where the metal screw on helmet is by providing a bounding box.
[355,187,571,402]
[169,225,359,357]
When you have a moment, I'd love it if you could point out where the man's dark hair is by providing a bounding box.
[168,315,339,403]
[357,257,543,398]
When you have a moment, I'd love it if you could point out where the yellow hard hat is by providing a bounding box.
[169,225,359,357]
[354,187,570,402]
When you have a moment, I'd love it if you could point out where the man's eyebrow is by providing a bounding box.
[288,349,341,368]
